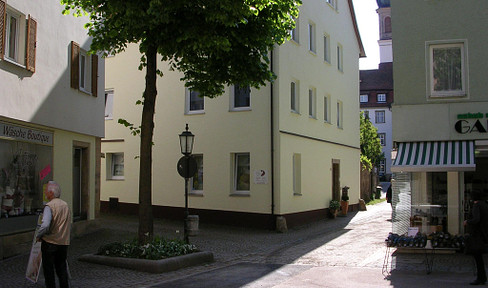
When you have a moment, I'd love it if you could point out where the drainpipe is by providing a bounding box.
[270,48,276,227]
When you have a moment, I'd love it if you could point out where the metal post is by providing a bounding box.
[184,176,189,244]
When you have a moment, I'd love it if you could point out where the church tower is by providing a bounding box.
[377,0,392,63]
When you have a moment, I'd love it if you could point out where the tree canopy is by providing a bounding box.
[61,0,301,244]
[360,112,384,170]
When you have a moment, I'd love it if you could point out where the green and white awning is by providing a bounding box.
[391,141,475,172]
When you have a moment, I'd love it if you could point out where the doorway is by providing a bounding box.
[332,160,340,201]
[73,142,89,221]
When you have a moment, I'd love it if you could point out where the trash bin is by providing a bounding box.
[375,186,382,199]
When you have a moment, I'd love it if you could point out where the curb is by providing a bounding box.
[78,251,214,273]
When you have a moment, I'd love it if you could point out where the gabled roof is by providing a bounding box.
[348,0,366,58]
[360,62,393,90]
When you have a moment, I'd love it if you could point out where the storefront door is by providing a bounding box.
[72,143,89,222]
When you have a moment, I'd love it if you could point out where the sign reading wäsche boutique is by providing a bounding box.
[0,122,53,145]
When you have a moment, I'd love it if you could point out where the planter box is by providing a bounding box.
[79,251,214,273]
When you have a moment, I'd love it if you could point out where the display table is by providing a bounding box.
[383,245,458,276]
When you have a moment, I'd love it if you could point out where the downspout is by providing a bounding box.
[270,48,275,226]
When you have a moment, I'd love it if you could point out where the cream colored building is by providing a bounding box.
[102,0,364,228]
[0,0,104,258]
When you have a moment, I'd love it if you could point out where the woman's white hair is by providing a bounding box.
[47,181,61,198]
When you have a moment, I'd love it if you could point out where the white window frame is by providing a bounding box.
[293,153,301,195]
[4,7,26,66]
[377,93,386,103]
[379,159,386,174]
[107,153,124,180]
[232,153,250,196]
[326,0,337,9]
[375,110,386,124]
[324,95,331,123]
[291,81,299,113]
[230,84,251,111]
[290,17,299,43]
[323,34,330,63]
[190,154,204,196]
[337,44,343,72]
[308,88,316,118]
[79,49,92,94]
[427,41,467,98]
[104,89,114,120]
[308,22,316,53]
[337,100,343,129]
[185,88,204,114]
[378,133,386,146]
[360,94,369,103]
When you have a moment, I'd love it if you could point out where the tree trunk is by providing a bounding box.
[138,45,157,245]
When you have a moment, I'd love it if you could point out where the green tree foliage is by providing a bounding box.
[360,112,383,170]
[61,0,301,244]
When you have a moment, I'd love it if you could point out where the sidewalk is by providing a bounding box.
[0,201,480,287]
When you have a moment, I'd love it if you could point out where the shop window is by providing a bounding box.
[190,154,203,195]
[0,1,36,72]
[231,84,251,110]
[107,153,124,180]
[70,41,98,96]
[428,41,467,98]
[233,153,250,195]
[186,88,204,114]
[0,125,53,232]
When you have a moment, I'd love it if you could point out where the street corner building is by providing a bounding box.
[390,0,488,236]
[100,0,365,229]
[0,0,105,258]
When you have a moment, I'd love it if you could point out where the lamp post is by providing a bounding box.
[177,124,196,244]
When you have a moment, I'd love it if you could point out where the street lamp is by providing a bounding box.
[177,124,196,244]
[179,124,194,155]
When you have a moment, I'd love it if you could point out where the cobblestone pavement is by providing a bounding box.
[0,201,478,287]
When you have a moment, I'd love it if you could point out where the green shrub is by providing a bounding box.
[97,236,199,260]
[329,200,340,210]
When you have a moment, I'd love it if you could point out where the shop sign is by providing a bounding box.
[454,112,488,134]
[0,122,53,145]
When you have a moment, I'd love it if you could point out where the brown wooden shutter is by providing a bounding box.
[26,15,37,73]
[91,54,98,97]
[70,41,80,89]
[0,0,6,61]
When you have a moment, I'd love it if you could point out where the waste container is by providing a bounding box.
[375,186,382,199]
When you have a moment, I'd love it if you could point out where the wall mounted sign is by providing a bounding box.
[254,170,268,184]
[0,122,53,145]
[454,112,488,134]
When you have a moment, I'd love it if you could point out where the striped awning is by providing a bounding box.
[391,141,476,172]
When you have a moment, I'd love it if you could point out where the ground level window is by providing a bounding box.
[107,153,124,180]
[234,153,250,194]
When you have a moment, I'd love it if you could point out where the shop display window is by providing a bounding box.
[392,172,448,235]
[0,139,52,222]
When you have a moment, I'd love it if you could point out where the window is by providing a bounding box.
[428,41,466,97]
[360,94,369,103]
[191,154,203,194]
[337,101,343,128]
[186,89,204,114]
[107,153,124,180]
[308,22,315,53]
[233,153,250,194]
[308,88,316,118]
[337,44,343,72]
[324,95,330,123]
[70,41,98,96]
[375,110,385,123]
[378,133,386,146]
[291,81,299,113]
[0,2,36,72]
[104,90,114,120]
[379,159,386,174]
[377,93,386,103]
[231,84,251,110]
[293,153,301,195]
[323,34,330,63]
[326,0,337,9]
[384,17,392,34]
[290,17,299,43]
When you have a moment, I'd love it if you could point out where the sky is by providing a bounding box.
[352,0,380,70]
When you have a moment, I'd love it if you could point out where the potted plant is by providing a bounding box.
[329,200,340,218]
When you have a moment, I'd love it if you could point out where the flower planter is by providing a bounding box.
[340,200,349,215]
